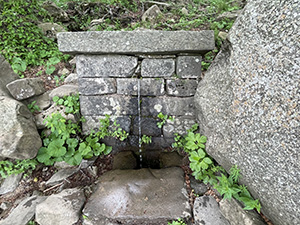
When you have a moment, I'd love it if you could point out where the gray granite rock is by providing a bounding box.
[6,78,45,100]
[57,31,215,55]
[24,91,51,111]
[49,84,78,101]
[141,58,175,77]
[142,96,194,116]
[142,5,162,22]
[193,196,230,225]
[194,1,300,224]
[219,199,266,225]
[0,96,42,159]
[166,79,198,96]
[76,55,138,78]
[38,22,66,40]
[0,195,46,225]
[176,56,202,78]
[64,73,78,84]
[0,55,19,97]
[117,78,165,96]
[80,95,138,116]
[0,173,23,195]
[190,177,208,196]
[83,168,191,224]
[36,188,85,225]
[46,167,79,186]
[79,78,116,95]
[163,116,196,138]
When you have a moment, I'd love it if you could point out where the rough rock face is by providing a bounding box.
[194,1,299,225]
[6,78,45,100]
[83,168,191,224]
[0,96,42,159]
[0,55,18,96]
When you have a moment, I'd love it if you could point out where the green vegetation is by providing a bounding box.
[27,101,41,114]
[173,124,261,212]
[168,218,187,225]
[157,112,174,129]
[140,135,152,145]
[0,0,68,76]
[0,95,128,178]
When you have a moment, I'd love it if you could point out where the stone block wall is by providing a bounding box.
[57,31,214,152]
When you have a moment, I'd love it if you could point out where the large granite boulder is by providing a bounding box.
[0,96,42,159]
[194,1,299,225]
[0,55,18,96]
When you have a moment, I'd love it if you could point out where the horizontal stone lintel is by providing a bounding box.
[57,30,215,55]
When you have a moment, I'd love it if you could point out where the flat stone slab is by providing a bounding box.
[83,167,191,225]
[57,30,215,55]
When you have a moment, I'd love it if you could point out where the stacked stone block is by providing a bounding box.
[57,31,215,152]
[77,54,201,151]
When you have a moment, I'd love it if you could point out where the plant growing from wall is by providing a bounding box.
[157,112,174,128]
[27,101,41,114]
[173,124,261,212]
[37,95,128,166]
[168,218,187,225]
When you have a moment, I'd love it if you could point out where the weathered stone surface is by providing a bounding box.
[141,58,175,77]
[46,167,79,186]
[166,79,198,96]
[117,78,164,96]
[176,56,202,78]
[6,78,45,100]
[190,177,208,196]
[79,78,116,95]
[219,199,266,225]
[0,195,46,225]
[80,95,138,116]
[38,22,66,40]
[163,116,196,138]
[57,31,215,55]
[49,84,78,100]
[0,55,18,97]
[142,5,162,22]
[133,117,162,137]
[0,173,22,195]
[142,96,194,116]
[112,151,137,170]
[34,104,78,129]
[193,196,230,225]
[77,55,138,78]
[57,67,70,76]
[194,1,299,225]
[0,96,42,159]
[83,168,191,224]
[42,1,69,22]
[25,91,51,111]
[142,136,174,150]
[36,188,85,225]
[82,115,131,135]
[64,73,78,84]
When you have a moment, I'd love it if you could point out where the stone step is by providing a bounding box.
[82,167,191,225]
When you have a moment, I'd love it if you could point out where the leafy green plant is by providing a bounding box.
[45,57,60,75]
[27,100,41,114]
[168,218,187,225]
[157,112,174,128]
[11,57,27,76]
[0,0,68,70]
[53,94,80,115]
[36,96,128,166]
[173,124,261,212]
[0,159,38,178]
[140,135,152,145]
